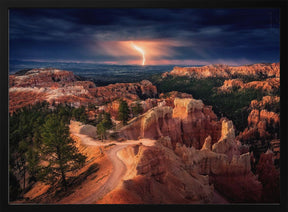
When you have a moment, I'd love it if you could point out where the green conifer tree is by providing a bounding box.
[118,100,130,125]
[39,114,86,190]
[96,111,113,142]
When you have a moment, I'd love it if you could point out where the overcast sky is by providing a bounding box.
[9,8,280,66]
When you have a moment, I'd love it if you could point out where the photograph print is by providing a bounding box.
[8,7,281,204]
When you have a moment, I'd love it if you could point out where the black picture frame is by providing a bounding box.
[1,0,287,212]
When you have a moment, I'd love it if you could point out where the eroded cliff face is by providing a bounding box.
[100,117,260,203]
[9,69,157,113]
[237,95,280,143]
[88,80,157,105]
[237,99,280,169]
[116,97,263,203]
[250,95,280,109]
[162,63,279,79]
[9,69,95,112]
[120,98,221,149]
[256,150,280,203]
[218,78,280,93]
[174,119,254,174]
[9,68,77,88]
[98,142,215,204]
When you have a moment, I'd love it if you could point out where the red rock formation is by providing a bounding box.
[99,144,214,204]
[210,173,262,203]
[102,91,193,120]
[172,98,220,148]
[103,98,159,120]
[238,95,280,144]
[173,118,262,203]
[252,106,280,129]
[9,69,96,113]
[88,80,157,105]
[9,85,95,113]
[163,64,230,78]
[229,62,280,78]
[238,109,280,142]
[9,69,158,114]
[218,79,244,92]
[118,99,263,203]
[9,68,77,88]
[159,91,193,108]
[9,89,49,113]
[256,150,280,202]
[269,139,280,163]
[136,146,167,183]
[120,98,222,149]
[250,95,280,110]
[218,78,280,93]
[163,63,279,79]
[237,95,280,180]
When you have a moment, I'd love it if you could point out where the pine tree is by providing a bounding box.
[102,112,113,129]
[131,101,143,117]
[96,112,113,142]
[39,114,86,190]
[97,122,106,142]
[118,99,130,125]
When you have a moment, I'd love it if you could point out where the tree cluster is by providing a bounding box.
[9,102,88,200]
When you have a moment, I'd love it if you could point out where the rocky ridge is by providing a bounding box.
[89,80,157,105]
[9,69,157,113]
[237,95,280,143]
[218,78,280,93]
[100,99,261,203]
[119,98,222,149]
[98,142,215,204]
[162,63,280,79]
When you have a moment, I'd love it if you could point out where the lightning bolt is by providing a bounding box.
[131,42,145,65]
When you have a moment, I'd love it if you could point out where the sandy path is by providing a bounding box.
[72,128,155,204]
[78,144,129,204]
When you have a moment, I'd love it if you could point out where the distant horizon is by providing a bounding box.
[10,58,280,67]
[9,61,280,76]
[10,8,279,67]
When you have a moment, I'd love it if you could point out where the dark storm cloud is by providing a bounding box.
[9,8,280,65]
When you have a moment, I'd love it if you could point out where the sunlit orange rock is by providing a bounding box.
[163,63,279,79]
[218,78,279,93]
[120,97,222,149]
[9,69,158,114]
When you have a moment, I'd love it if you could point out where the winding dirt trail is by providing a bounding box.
[73,131,155,204]
[78,144,129,204]
[70,121,228,204]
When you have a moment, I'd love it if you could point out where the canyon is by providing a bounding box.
[9,64,280,204]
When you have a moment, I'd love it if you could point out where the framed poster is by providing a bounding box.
[1,0,287,211]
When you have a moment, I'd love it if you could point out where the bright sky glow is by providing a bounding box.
[130,42,145,65]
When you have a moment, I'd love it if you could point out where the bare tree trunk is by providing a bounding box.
[60,167,67,191]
